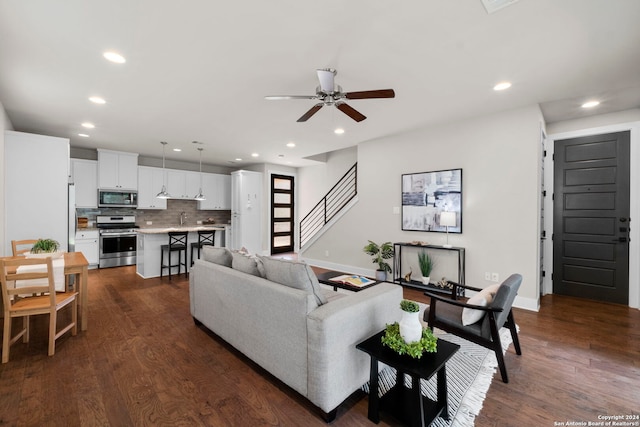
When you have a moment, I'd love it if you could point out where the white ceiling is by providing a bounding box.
[1,0,639,167]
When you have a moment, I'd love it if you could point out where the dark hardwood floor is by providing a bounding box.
[1,266,638,426]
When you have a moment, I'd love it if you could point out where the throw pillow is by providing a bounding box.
[201,246,232,267]
[258,256,328,305]
[461,284,501,326]
[231,251,264,277]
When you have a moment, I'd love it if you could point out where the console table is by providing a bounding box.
[393,242,465,297]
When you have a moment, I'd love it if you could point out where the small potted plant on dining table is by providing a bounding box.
[26,238,63,258]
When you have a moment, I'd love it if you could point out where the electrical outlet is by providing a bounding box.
[146,221,152,225]
[485,272,491,281]
[491,273,499,282]
[325,250,330,257]
[197,220,202,225]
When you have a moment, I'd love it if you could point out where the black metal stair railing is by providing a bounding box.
[300,163,357,248]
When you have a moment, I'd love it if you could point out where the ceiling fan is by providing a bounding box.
[265,68,395,123]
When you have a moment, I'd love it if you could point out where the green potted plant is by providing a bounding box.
[27,238,62,258]
[418,250,434,285]
[363,240,394,281]
[399,299,422,343]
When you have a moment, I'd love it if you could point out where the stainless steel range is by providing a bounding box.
[96,215,138,268]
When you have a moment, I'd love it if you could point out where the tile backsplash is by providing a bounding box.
[77,199,231,228]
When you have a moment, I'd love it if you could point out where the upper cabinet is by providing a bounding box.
[137,166,167,210]
[71,159,98,208]
[167,169,201,199]
[198,173,231,210]
[98,149,138,190]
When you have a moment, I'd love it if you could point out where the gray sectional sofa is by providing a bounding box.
[189,246,403,421]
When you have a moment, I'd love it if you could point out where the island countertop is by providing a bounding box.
[137,225,227,234]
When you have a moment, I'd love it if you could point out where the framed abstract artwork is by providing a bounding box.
[401,168,462,233]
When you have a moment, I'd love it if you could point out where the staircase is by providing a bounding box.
[300,163,357,249]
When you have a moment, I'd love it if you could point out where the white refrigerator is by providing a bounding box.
[231,170,263,254]
[4,131,70,255]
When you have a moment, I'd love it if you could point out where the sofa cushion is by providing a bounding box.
[461,284,501,325]
[232,251,264,277]
[202,246,232,267]
[258,256,328,305]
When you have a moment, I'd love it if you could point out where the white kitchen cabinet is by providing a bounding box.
[71,159,98,208]
[137,166,167,209]
[167,169,201,199]
[97,149,139,190]
[75,230,99,267]
[4,131,70,255]
[198,173,231,210]
[230,170,262,254]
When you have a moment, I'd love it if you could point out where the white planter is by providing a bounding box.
[375,270,387,281]
[421,276,431,285]
[399,310,422,343]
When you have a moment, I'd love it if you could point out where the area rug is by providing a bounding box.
[362,324,514,427]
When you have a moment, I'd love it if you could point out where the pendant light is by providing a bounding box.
[194,147,206,201]
[156,141,171,199]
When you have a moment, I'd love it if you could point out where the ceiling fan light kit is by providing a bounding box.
[266,68,395,123]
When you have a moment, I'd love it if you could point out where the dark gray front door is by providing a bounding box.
[553,131,630,304]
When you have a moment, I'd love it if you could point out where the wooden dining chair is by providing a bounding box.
[11,239,39,256]
[0,257,78,363]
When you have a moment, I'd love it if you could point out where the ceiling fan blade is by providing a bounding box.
[297,103,324,122]
[265,95,318,100]
[336,102,366,122]
[344,89,396,100]
[316,68,336,93]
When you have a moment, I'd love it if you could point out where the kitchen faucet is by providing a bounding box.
[180,212,187,225]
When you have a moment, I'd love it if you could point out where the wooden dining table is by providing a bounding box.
[2,252,89,331]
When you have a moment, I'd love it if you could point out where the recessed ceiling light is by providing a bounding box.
[581,100,600,109]
[89,96,106,104]
[81,122,95,129]
[334,128,345,135]
[493,81,512,91]
[235,158,243,161]
[286,142,296,148]
[103,51,126,64]
[251,153,259,158]
[78,133,90,138]
[173,148,182,152]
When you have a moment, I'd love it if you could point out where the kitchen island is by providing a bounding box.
[136,225,228,278]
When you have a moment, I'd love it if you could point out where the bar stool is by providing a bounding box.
[190,230,216,266]
[160,232,188,280]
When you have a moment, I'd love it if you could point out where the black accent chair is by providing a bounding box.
[190,230,216,266]
[160,232,188,280]
[423,273,523,383]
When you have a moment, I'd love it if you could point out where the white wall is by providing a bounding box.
[297,146,358,217]
[0,99,14,256]
[300,105,544,310]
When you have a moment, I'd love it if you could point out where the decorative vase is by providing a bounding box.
[375,270,387,281]
[399,310,422,343]
[421,276,430,285]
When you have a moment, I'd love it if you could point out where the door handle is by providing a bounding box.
[613,237,628,243]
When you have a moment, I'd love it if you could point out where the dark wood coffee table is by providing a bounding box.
[315,270,379,292]
[357,331,460,427]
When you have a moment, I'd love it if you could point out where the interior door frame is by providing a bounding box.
[544,121,640,308]
[267,169,298,254]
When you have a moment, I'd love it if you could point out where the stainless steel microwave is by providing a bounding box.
[98,190,138,208]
